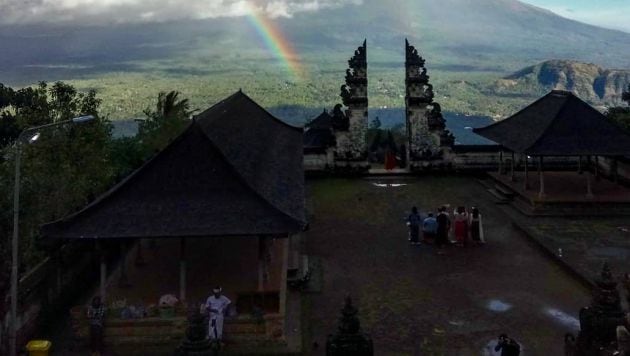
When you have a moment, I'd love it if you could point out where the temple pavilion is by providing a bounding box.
[475,90,630,215]
[41,91,306,347]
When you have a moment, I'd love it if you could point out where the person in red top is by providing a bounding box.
[384,149,397,170]
[453,206,469,247]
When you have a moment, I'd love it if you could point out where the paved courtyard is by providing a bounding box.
[303,176,591,355]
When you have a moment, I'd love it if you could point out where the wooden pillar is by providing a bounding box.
[179,238,186,302]
[524,155,529,190]
[586,156,592,197]
[118,241,130,288]
[498,150,504,174]
[56,250,63,295]
[586,173,594,199]
[538,156,545,199]
[595,156,600,181]
[98,242,107,302]
[612,158,619,183]
[279,236,290,317]
[135,238,146,266]
[258,236,264,292]
[510,152,515,182]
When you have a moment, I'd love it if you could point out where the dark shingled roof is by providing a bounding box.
[42,91,306,239]
[304,111,335,152]
[474,90,630,156]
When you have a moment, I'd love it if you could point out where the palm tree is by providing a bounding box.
[155,91,193,120]
[139,91,195,156]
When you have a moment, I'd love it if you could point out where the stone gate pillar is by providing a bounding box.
[405,39,454,171]
[332,40,370,173]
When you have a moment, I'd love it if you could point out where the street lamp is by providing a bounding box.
[9,115,95,356]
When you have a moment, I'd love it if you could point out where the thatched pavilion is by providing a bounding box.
[474,90,630,212]
[41,91,306,346]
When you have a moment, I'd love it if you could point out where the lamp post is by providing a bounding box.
[9,115,95,356]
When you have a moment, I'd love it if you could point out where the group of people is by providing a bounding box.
[407,205,485,254]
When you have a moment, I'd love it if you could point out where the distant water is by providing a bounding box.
[111,106,498,145]
[443,113,497,145]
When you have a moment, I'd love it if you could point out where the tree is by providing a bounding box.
[0,81,114,272]
[607,84,630,132]
[138,91,194,157]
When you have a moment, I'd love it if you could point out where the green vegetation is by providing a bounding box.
[0,82,114,297]
[607,84,630,132]
[52,51,528,126]
[0,82,187,299]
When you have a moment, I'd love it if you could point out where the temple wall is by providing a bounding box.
[450,148,501,171]
[304,152,333,172]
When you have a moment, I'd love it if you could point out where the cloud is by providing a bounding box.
[0,0,363,25]
[558,7,630,33]
[529,4,630,33]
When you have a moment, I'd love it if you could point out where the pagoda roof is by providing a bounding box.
[304,111,335,152]
[474,90,630,156]
[42,91,306,239]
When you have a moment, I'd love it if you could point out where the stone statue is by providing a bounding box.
[331,104,349,131]
[348,40,367,69]
[174,310,216,356]
[340,84,353,106]
[618,326,630,355]
[566,263,630,355]
[405,39,426,67]
[326,296,373,356]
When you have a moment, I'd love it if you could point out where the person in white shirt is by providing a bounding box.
[205,287,231,341]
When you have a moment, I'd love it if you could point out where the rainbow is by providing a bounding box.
[245,2,304,80]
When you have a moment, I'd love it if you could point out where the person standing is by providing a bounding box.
[407,206,422,245]
[86,296,106,356]
[435,206,451,254]
[205,287,231,342]
[422,213,437,243]
[495,334,521,356]
[453,206,469,247]
[469,207,485,245]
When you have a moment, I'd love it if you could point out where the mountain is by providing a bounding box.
[292,0,630,69]
[494,60,630,106]
[2,0,630,82]
[2,0,630,121]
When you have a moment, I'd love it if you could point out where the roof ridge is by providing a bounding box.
[474,91,556,136]
[197,124,306,228]
[237,91,305,132]
[42,122,305,238]
[525,92,573,154]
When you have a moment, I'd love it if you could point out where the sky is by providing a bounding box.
[521,0,630,32]
[0,0,628,33]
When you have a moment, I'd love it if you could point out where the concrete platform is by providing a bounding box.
[303,176,590,355]
[489,171,630,216]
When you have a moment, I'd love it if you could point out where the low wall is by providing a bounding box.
[599,156,630,184]
[451,145,502,171]
[70,305,285,349]
[304,153,331,172]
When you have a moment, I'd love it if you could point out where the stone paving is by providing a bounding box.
[499,194,630,290]
[302,176,591,355]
